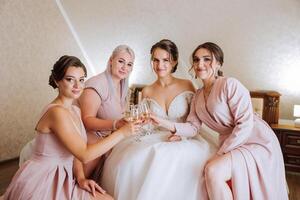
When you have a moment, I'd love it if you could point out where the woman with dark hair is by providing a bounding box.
[19,45,135,180]
[2,55,138,200]
[152,42,288,200]
[101,39,216,200]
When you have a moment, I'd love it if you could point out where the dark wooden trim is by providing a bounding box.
[0,157,19,165]
[250,90,281,125]
[130,86,281,125]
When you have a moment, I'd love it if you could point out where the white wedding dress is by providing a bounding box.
[101,91,217,200]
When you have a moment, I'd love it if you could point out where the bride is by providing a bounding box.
[101,39,216,200]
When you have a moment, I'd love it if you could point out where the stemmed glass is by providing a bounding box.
[140,101,152,135]
[123,102,153,142]
[131,105,143,141]
[124,105,141,141]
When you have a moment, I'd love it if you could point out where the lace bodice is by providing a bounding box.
[144,91,194,132]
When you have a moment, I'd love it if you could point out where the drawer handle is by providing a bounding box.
[297,140,300,144]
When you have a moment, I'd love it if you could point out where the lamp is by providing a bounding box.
[294,105,300,128]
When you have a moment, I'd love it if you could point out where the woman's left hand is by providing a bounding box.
[149,113,164,126]
[77,178,106,196]
[149,113,176,132]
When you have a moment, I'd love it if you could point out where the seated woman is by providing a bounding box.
[2,55,138,200]
[19,45,134,173]
[154,42,289,200]
[101,39,216,200]
[78,45,135,181]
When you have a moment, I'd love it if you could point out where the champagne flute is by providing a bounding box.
[122,104,134,123]
[140,101,152,135]
[132,105,140,121]
[132,105,143,142]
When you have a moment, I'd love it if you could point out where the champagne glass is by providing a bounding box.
[123,104,134,122]
[141,102,150,119]
[140,101,152,135]
[132,105,143,142]
[132,105,140,121]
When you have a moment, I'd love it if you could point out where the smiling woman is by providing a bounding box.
[77,45,136,182]
[172,42,288,200]
[2,55,138,200]
[100,39,216,200]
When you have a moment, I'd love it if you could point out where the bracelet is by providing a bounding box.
[170,125,176,134]
[112,120,118,131]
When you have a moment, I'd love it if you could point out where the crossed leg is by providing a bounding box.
[205,153,233,200]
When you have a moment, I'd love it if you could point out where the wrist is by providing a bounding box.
[112,120,118,131]
[76,177,85,183]
[112,129,126,140]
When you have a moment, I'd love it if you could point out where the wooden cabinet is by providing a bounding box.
[271,124,300,172]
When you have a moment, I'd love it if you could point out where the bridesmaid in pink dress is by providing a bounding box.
[77,45,135,181]
[3,55,138,200]
[152,42,288,200]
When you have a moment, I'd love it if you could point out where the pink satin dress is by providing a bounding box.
[3,105,91,200]
[175,77,288,200]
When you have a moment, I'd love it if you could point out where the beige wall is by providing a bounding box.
[1,0,300,161]
[0,0,86,161]
[61,0,300,120]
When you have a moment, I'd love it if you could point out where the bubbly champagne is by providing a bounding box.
[142,112,150,119]
[133,115,139,121]
[126,116,134,122]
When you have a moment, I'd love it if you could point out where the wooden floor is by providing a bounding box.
[0,158,300,199]
[0,158,19,195]
[286,172,300,200]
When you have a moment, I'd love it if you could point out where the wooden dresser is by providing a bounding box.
[271,124,300,173]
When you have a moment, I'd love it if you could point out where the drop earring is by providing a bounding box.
[214,66,220,79]
[215,71,218,79]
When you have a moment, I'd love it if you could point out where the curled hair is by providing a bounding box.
[191,42,224,76]
[150,39,179,73]
[49,55,87,89]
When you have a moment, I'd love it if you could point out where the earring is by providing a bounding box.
[212,67,219,79]
[214,70,218,79]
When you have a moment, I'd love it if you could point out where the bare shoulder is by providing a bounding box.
[175,78,195,92]
[141,83,155,98]
[72,105,81,115]
[78,87,101,111]
[35,105,70,132]
[47,105,70,121]
[80,88,101,101]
